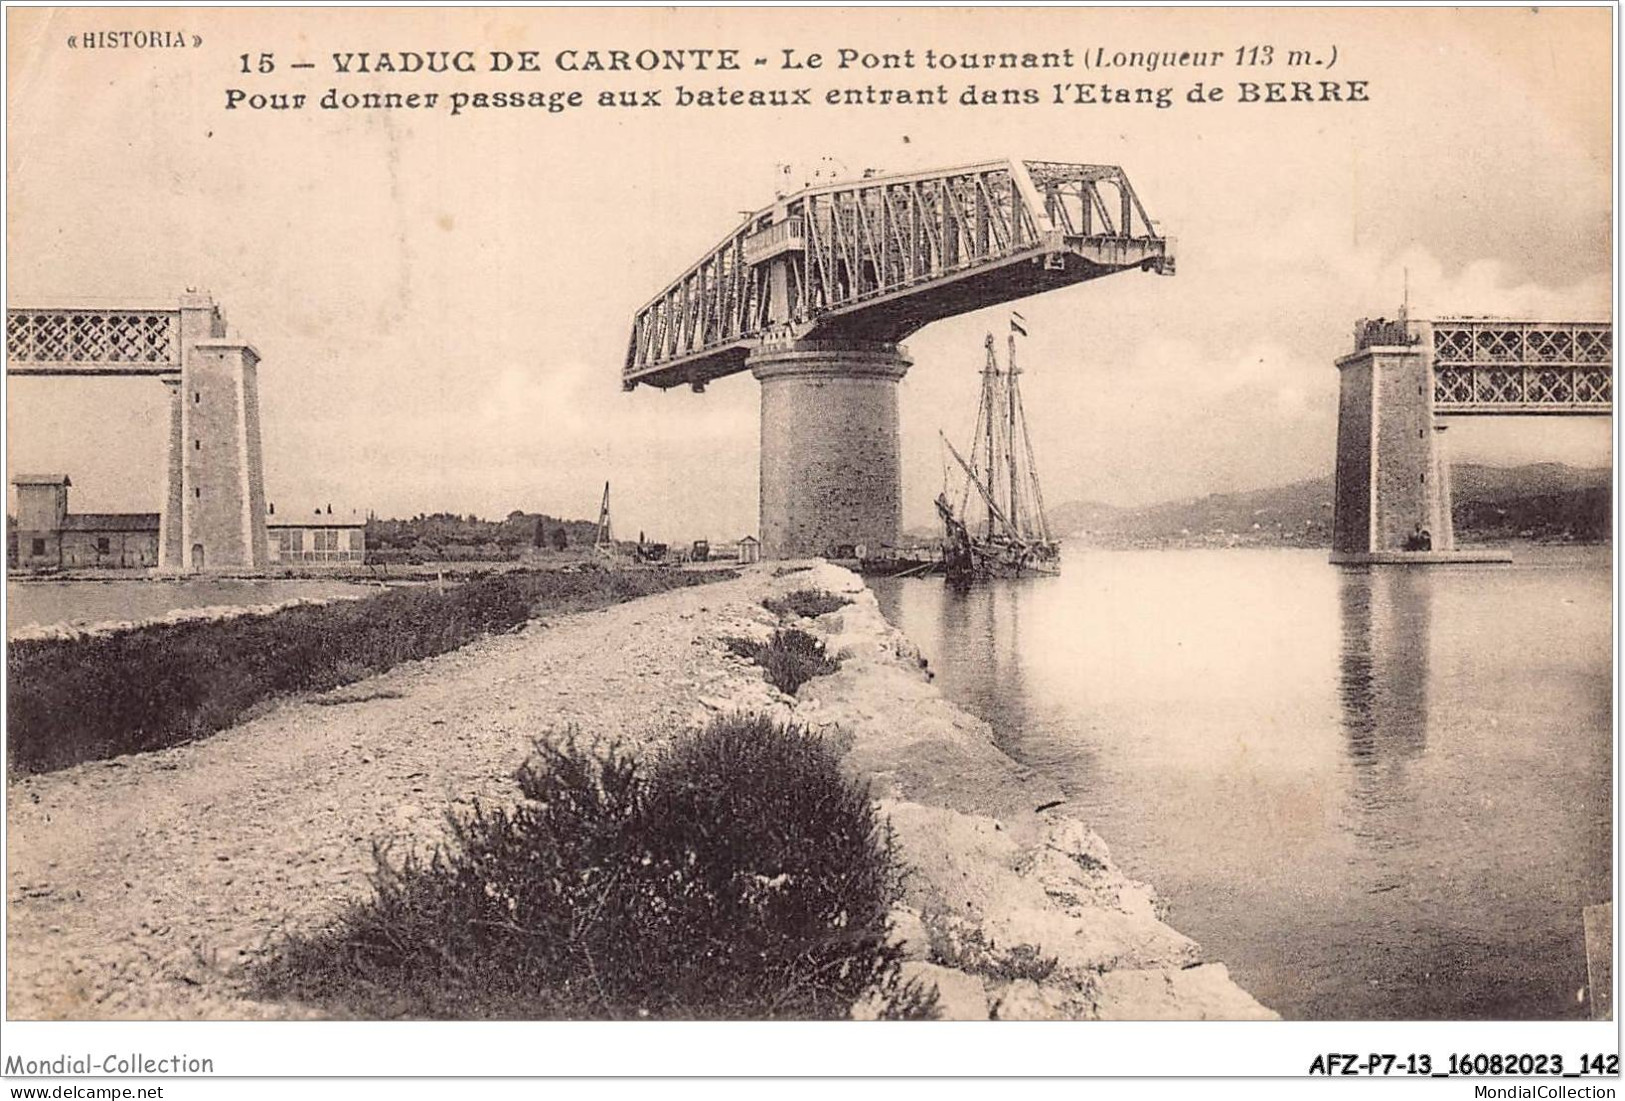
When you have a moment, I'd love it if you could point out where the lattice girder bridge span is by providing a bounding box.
[622,157,1173,558]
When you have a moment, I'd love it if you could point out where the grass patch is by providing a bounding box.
[254,715,937,1020]
[726,628,840,695]
[762,588,852,619]
[7,568,734,776]
[928,918,1058,984]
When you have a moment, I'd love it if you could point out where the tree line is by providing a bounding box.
[365,511,600,563]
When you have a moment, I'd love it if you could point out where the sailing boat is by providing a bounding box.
[935,318,1060,582]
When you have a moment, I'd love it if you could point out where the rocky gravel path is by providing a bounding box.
[6,571,782,1020]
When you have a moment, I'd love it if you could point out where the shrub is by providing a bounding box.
[725,627,839,695]
[762,588,852,619]
[7,567,736,775]
[256,716,935,1020]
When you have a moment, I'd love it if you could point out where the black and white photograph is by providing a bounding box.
[1,4,1616,1095]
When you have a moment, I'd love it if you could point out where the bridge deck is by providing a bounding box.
[1353,316,1612,416]
[7,308,183,376]
[1430,319,1611,415]
[624,158,1172,390]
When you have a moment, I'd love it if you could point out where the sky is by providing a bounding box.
[5,7,1613,543]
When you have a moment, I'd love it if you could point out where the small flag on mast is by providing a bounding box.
[1010,311,1027,337]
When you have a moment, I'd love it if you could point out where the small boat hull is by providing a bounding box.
[937,493,1058,583]
[964,540,1060,580]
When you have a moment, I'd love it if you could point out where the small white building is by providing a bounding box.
[737,535,761,564]
[267,508,366,566]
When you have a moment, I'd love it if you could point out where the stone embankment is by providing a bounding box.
[6,562,1273,1020]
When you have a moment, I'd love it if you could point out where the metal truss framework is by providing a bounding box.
[624,158,1172,390]
[1430,320,1612,415]
[1354,317,1612,416]
[7,308,183,375]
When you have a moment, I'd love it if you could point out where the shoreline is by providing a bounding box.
[5,560,1272,1020]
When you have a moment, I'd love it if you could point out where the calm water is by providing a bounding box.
[6,578,379,635]
[873,546,1613,1020]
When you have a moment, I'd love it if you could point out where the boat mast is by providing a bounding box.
[943,433,1015,535]
[1014,375,1053,543]
[1001,328,1014,539]
[982,334,999,540]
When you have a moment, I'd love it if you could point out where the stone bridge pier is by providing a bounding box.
[749,339,912,559]
[1330,330,1461,564]
[161,294,271,572]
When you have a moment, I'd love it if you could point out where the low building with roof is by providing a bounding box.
[61,512,161,568]
[10,475,161,570]
[266,506,366,567]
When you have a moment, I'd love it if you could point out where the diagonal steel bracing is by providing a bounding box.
[623,157,1173,392]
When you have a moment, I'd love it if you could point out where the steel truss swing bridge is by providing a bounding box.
[621,157,1174,560]
[624,158,1173,393]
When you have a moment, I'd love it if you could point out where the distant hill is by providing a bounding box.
[1053,477,1337,547]
[1450,463,1611,544]
[1046,462,1611,548]
[1045,499,1132,536]
[1451,461,1611,499]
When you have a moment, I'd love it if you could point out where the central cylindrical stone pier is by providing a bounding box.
[748,339,912,559]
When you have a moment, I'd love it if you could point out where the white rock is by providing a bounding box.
[990,978,1069,1021]
[887,906,931,961]
[897,961,990,1021]
[1090,963,1279,1021]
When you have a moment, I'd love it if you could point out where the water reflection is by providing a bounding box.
[1337,566,1436,879]
[930,580,1036,750]
[1338,567,1431,764]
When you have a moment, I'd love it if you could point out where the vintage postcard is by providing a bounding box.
[2,4,1615,1094]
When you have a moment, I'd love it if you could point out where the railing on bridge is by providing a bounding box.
[624,158,1171,390]
[1430,320,1612,415]
[6,307,183,374]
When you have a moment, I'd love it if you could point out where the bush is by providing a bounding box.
[7,567,736,775]
[763,588,852,619]
[928,919,1058,984]
[256,716,935,1020]
[432,542,515,563]
[363,546,440,566]
[726,628,840,695]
